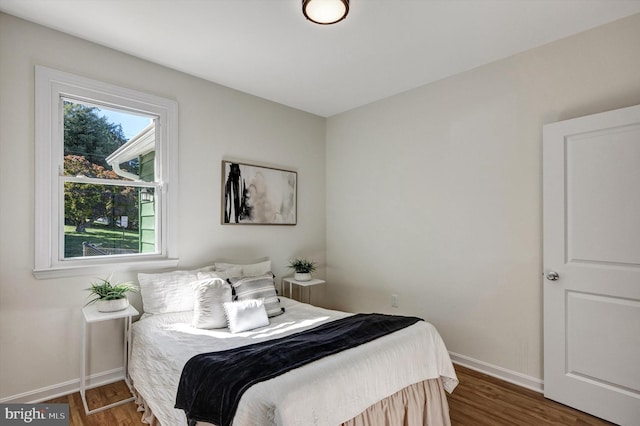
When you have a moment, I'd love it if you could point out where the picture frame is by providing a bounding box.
[222,160,297,225]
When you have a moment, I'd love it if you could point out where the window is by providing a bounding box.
[35,66,178,278]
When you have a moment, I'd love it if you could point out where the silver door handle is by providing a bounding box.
[545,271,559,281]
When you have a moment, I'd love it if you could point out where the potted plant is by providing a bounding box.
[288,257,317,282]
[85,275,137,312]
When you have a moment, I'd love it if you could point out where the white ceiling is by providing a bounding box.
[2,0,640,117]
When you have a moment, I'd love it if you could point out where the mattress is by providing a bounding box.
[129,297,458,425]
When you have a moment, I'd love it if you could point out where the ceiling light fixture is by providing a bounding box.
[302,0,349,25]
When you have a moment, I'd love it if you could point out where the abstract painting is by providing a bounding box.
[222,161,297,225]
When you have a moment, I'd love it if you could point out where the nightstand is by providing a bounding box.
[80,304,139,415]
[282,277,325,304]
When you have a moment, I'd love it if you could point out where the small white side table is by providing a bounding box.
[80,304,139,415]
[282,277,325,304]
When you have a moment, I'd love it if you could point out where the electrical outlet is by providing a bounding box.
[391,294,399,308]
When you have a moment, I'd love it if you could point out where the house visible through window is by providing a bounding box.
[35,66,179,278]
[63,101,156,258]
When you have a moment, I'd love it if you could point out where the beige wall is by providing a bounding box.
[325,13,640,380]
[0,13,326,400]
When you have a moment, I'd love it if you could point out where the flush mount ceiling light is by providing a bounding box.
[302,0,349,25]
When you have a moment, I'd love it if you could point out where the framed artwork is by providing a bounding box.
[222,161,297,225]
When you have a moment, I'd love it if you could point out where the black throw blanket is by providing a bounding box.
[175,313,422,426]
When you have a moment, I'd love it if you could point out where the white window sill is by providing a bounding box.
[33,258,180,280]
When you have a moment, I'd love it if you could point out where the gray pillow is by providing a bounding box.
[228,272,284,318]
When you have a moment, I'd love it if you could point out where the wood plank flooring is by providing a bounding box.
[447,365,615,426]
[46,364,615,425]
[45,380,140,426]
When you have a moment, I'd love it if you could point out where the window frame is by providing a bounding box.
[34,66,179,279]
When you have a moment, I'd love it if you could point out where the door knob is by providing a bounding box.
[545,271,559,281]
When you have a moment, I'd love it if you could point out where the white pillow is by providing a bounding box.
[138,271,198,315]
[223,299,269,333]
[215,260,271,277]
[197,268,243,281]
[195,264,216,272]
[192,278,232,329]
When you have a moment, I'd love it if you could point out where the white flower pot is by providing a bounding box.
[294,272,312,282]
[97,298,129,312]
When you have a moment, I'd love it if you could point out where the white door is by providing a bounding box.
[543,104,640,425]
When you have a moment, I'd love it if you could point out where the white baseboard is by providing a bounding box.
[449,351,544,393]
[0,368,125,404]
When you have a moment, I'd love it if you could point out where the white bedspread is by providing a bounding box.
[129,297,458,426]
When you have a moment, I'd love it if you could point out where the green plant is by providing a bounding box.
[85,275,137,305]
[287,257,317,274]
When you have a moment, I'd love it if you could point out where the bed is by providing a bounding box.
[128,266,458,426]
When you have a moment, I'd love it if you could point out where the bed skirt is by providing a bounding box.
[133,378,450,426]
[341,378,451,426]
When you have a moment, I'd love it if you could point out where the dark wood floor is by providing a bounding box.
[46,364,615,425]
